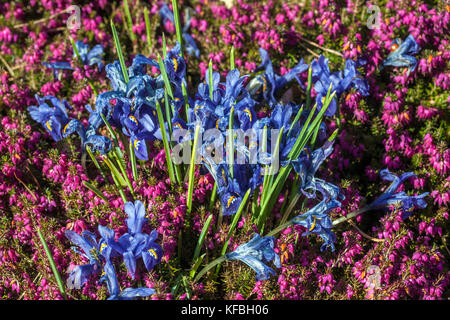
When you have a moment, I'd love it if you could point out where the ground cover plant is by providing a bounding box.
[0,0,448,300]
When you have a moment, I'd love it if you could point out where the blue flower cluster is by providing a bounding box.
[28,32,429,284]
[65,200,162,300]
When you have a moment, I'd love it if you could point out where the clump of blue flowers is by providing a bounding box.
[65,200,161,300]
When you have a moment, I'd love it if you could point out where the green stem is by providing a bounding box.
[280,186,301,227]
[85,145,107,180]
[228,106,235,179]
[156,101,176,184]
[144,7,152,56]
[37,228,67,299]
[172,0,183,56]
[193,256,227,283]
[187,124,201,214]
[111,21,129,83]
[123,0,136,42]
[191,214,213,266]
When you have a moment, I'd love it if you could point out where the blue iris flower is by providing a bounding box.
[367,169,429,219]
[246,48,308,106]
[311,55,369,116]
[190,69,252,134]
[381,34,420,73]
[113,99,162,160]
[28,94,71,142]
[164,43,187,90]
[225,233,281,281]
[64,226,113,289]
[73,40,104,71]
[291,184,343,252]
[282,140,337,199]
[42,61,74,80]
[100,200,163,279]
[62,105,112,155]
[99,259,155,300]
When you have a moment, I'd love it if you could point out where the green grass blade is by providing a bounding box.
[287,104,304,139]
[230,46,235,70]
[228,106,234,179]
[306,66,313,109]
[129,139,138,182]
[157,54,174,99]
[181,81,190,123]
[208,59,214,100]
[162,33,167,58]
[156,101,176,184]
[191,214,213,265]
[103,153,127,187]
[85,145,107,180]
[172,0,183,56]
[209,182,218,211]
[187,124,201,214]
[123,0,136,42]
[189,254,206,279]
[83,180,108,202]
[111,20,129,84]
[164,89,173,136]
[144,7,152,56]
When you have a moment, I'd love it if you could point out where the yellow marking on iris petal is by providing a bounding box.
[304,147,310,159]
[63,122,69,134]
[227,195,237,208]
[194,104,203,115]
[174,97,181,101]
[309,216,317,232]
[249,142,258,149]
[99,243,107,253]
[261,76,267,92]
[243,109,252,122]
[148,248,158,259]
[129,115,138,126]
[172,58,178,72]
[46,120,52,131]
[221,168,227,183]
[173,122,183,129]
